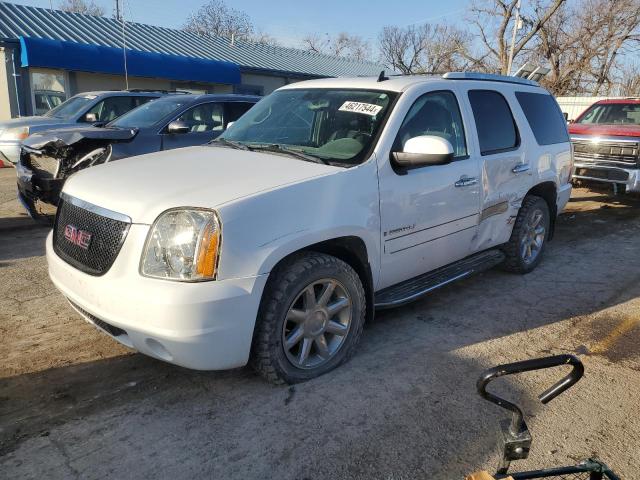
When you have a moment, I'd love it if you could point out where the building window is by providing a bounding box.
[30,69,68,115]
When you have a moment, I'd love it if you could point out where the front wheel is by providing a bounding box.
[251,252,366,384]
[502,195,550,274]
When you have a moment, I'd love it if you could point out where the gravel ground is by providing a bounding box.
[1,167,639,480]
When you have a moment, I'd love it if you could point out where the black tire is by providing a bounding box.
[502,195,550,274]
[251,252,366,384]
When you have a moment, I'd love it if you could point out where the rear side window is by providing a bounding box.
[225,102,255,124]
[133,96,157,108]
[468,90,519,155]
[515,92,569,145]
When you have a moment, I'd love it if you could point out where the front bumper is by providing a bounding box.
[16,161,64,207]
[46,227,269,370]
[0,141,20,165]
[572,161,640,192]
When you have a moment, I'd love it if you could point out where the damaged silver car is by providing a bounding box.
[16,93,259,218]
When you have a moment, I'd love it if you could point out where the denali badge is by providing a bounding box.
[64,225,92,250]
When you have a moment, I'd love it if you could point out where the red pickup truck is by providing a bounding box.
[569,98,640,193]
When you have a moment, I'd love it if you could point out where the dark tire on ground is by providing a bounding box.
[251,251,366,384]
[502,195,551,274]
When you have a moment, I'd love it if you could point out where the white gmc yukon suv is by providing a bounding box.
[47,73,573,383]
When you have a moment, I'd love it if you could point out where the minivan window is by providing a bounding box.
[44,95,96,119]
[468,90,519,155]
[219,89,397,165]
[515,92,569,145]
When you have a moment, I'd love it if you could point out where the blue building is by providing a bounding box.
[0,2,384,120]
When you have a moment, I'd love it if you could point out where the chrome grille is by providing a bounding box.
[572,140,639,165]
[53,196,130,276]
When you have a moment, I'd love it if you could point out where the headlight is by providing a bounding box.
[0,126,29,141]
[141,208,221,281]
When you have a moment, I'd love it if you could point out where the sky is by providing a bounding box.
[8,0,471,48]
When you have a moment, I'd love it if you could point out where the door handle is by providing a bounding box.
[512,163,530,174]
[455,177,478,187]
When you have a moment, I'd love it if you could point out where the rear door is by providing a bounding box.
[460,87,530,250]
[161,102,225,150]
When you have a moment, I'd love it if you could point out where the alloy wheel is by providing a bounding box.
[520,208,546,265]
[281,278,352,369]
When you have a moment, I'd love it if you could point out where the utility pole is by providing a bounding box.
[507,0,522,75]
[115,0,121,21]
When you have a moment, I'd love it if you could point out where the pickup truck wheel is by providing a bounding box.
[251,252,366,384]
[502,195,550,274]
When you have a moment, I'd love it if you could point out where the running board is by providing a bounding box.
[374,249,505,309]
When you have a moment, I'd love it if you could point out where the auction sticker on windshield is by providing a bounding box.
[339,101,383,116]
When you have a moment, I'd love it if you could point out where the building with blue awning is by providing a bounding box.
[0,2,386,120]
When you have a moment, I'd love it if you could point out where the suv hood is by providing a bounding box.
[569,123,640,138]
[63,145,340,224]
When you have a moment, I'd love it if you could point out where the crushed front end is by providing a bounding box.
[16,128,133,217]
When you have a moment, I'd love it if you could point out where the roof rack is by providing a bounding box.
[442,72,540,87]
[125,89,191,94]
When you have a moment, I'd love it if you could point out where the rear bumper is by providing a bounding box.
[572,162,640,192]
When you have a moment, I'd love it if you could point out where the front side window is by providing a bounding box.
[219,88,397,165]
[394,90,467,158]
[175,103,224,132]
[109,97,189,129]
[515,91,569,146]
[576,103,640,126]
[468,90,519,155]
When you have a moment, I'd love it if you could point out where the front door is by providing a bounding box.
[377,89,481,289]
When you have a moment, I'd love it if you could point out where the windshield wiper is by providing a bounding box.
[210,138,250,150]
[248,143,330,165]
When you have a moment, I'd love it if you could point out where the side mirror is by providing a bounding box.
[391,135,454,170]
[84,112,98,123]
[167,120,190,134]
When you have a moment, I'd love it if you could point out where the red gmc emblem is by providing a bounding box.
[64,225,92,250]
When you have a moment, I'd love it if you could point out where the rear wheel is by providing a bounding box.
[502,195,550,274]
[251,252,366,384]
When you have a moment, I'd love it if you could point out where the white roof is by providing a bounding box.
[281,73,545,93]
[280,75,441,92]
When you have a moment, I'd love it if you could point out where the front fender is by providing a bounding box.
[216,160,382,288]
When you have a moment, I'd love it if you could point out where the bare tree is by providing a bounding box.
[58,0,104,16]
[378,23,473,74]
[467,0,566,74]
[183,0,254,41]
[528,0,640,95]
[616,63,640,96]
[583,0,640,94]
[301,33,372,61]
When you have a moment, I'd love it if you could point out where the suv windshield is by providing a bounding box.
[577,103,640,126]
[109,96,189,129]
[44,95,96,119]
[218,89,397,165]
